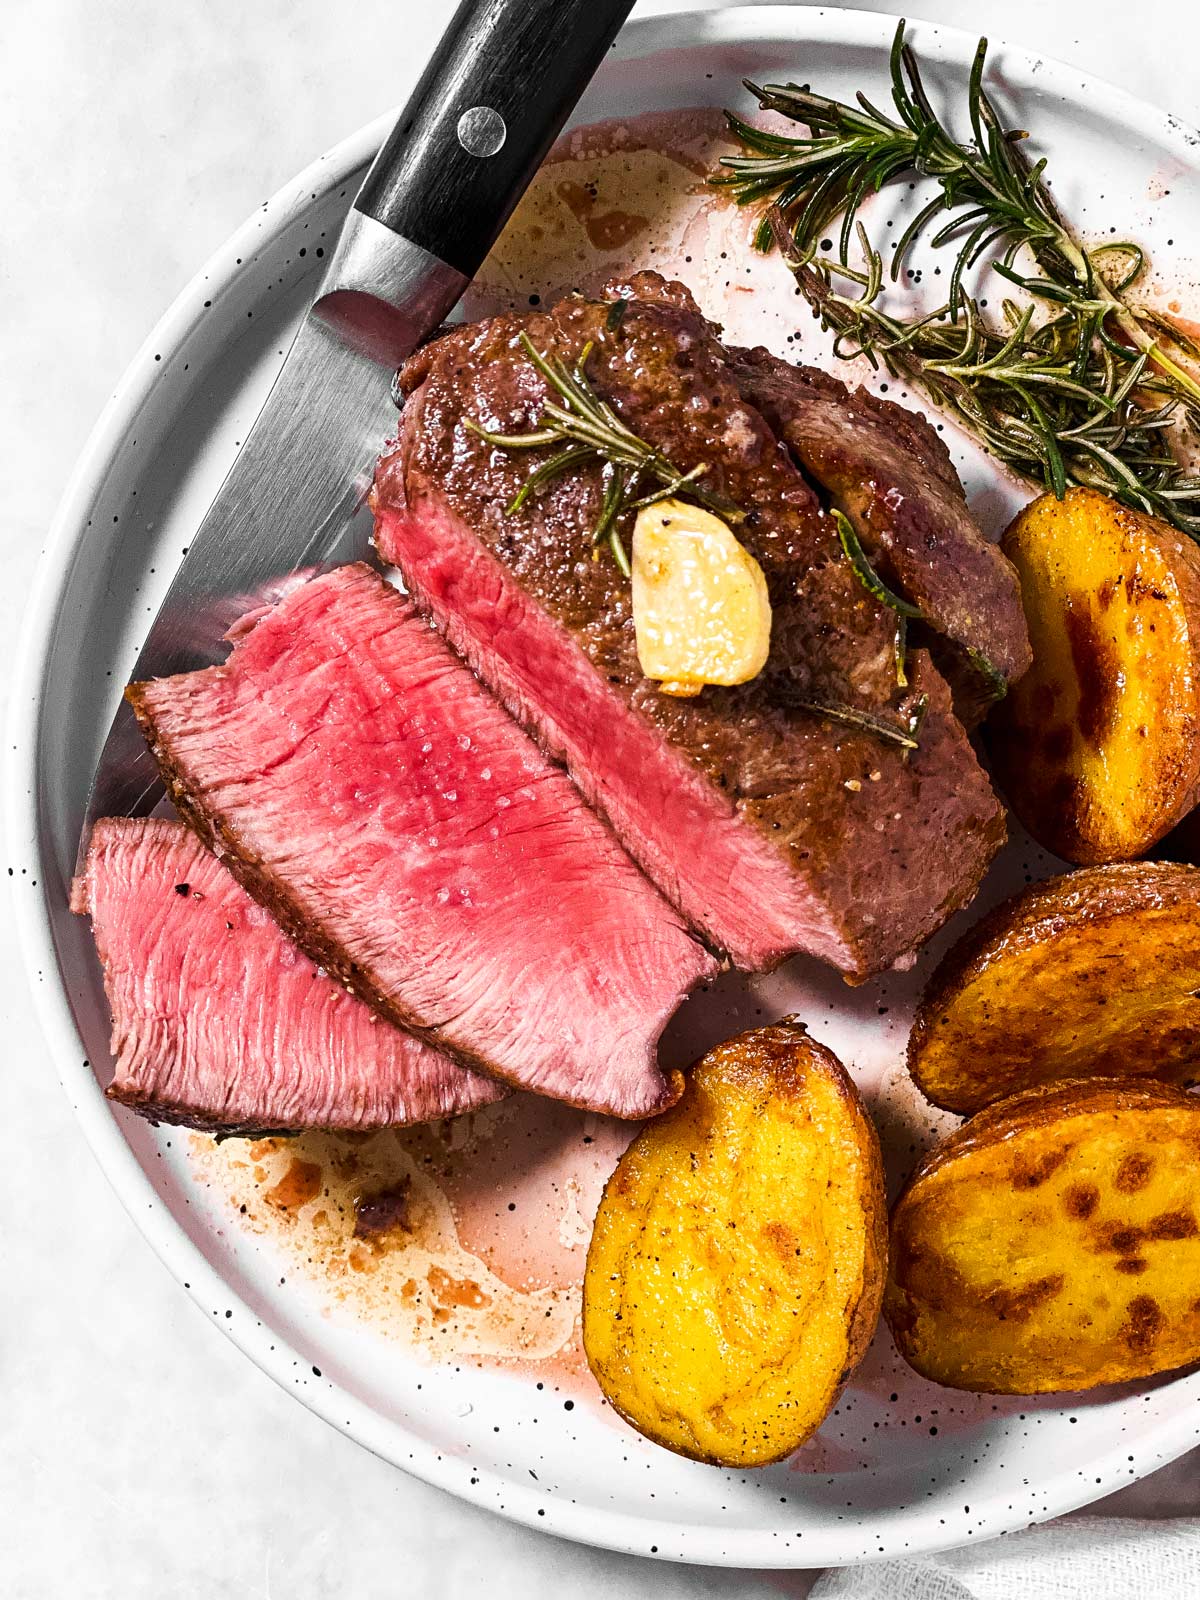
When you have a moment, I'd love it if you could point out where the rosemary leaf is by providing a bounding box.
[793,696,920,750]
[507,444,593,516]
[832,508,921,688]
[465,330,745,565]
[609,526,632,578]
[605,298,630,333]
[834,509,923,618]
[907,692,931,747]
[894,613,909,689]
[966,648,1009,704]
[592,466,627,550]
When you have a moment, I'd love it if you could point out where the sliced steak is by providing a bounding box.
[73,818,503,1133]
[727,346,1031,710]
[374,272,1006,979]
[127,563,714,1118]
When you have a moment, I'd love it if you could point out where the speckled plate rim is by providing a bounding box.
[9,6,1200,1570]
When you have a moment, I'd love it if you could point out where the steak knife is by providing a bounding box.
[79,0,634,864]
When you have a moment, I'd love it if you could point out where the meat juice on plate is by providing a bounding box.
[189,1098,632,1373]
[189,109,1085,1462]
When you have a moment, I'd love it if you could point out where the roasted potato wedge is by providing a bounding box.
[909,862,1200,1114]
[582,1021,886,1467]
[987,487,1200,863]
[886,1078,1200,1393]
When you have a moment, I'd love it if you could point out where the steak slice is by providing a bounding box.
[727,346,1031,713]
[73,818,504,1133]
[127,563,714,1118]
[374,272,1006,978]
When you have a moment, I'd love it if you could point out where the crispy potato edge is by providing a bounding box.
[899,1076,1199,1196]
[988,487,1200,864]
[885,1076,1200,1393]
[908,862,1200,1111]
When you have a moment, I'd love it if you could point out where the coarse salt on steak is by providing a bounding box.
[127,563,714,1117]
[73,817,503,1133]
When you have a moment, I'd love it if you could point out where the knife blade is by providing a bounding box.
[81,232,463,835]
[79,0,634,865]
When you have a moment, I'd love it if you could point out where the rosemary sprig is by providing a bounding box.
[715,23,988,272]
[716,21,1200,536]
[791,693,929,751]
[834,508,922,619]
[966,647,1010,703]
[465,330,742,573]
[797,233,1200,534]
[833,508,921,687]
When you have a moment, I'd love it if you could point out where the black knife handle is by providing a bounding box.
[354,0,634,278]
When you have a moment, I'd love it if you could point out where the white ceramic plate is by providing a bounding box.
[11,6,1200,1570]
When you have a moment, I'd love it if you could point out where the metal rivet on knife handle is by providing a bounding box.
[457,106,507,158]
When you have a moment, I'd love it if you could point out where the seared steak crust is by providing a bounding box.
[377,272,1007,978]
[728,346,1031,705]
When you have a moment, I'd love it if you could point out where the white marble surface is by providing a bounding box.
[2,2,1198,1595]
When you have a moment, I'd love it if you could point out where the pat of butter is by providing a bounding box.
[632,498,771,696]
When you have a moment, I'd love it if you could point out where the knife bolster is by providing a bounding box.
[311,210,467,369]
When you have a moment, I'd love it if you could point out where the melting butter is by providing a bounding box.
[632,498,771,695]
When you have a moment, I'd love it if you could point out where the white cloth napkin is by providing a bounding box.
[796,1437,1199,1596]
[808,1516,1200,1599]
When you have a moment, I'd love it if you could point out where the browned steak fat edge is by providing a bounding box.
[73,818,504,1133]
[728,346,1031,716]
[374,272,1006,979]
[126,564,714,1119]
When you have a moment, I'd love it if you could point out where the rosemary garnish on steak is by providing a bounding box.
[833,508,923,688]
[468,335,930,748]
[790,693,928,752]
[464,331,743,575]
[833,510,922,622]
[714,21,1200,537]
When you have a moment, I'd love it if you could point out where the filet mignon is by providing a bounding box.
[127,563,715,1118]
[373,272,1010,979]
[73,818,504,1133]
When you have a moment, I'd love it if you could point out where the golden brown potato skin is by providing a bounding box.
[909,862,1200,1114]
[987,487,1200,864]
[886,1078,1200,1393]
[583,1021,886,1467]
